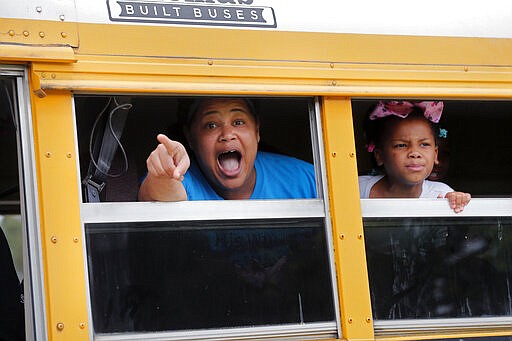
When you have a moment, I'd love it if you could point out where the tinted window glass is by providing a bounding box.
[365,216,512,320]
[86,218,335,333]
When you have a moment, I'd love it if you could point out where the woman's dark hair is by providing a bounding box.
[180,97,258,128]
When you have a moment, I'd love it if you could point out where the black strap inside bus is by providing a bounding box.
[83,97,132,202]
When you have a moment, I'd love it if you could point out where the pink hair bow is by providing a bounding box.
[369,101,444,123]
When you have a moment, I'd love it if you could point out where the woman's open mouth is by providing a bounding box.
[217,150,242,177]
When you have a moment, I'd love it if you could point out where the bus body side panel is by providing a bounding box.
[21,23,512,97]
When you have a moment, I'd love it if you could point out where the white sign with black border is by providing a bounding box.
[107,0,276,28]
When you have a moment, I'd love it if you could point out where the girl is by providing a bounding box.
[359,100,471,213]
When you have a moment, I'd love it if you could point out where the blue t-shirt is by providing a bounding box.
[183,151,316,200]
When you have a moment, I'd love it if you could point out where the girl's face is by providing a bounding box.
[374,116,439,187]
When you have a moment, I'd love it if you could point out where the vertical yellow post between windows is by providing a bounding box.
[321,97,374,341]
[31,90,89,341]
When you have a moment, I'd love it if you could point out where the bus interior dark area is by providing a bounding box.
[352,99,512,197]
[0,77,25,341]
[74,95,314,203]
[0,78,20,215]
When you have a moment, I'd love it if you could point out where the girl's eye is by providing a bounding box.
[205,122,217,129]
[420,142,431,147]
[394,143,407,148]
[233,119,245,126]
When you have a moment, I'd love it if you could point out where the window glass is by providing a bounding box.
[365,216,512,320]
[432,336,512,341]
[86,218,335,333]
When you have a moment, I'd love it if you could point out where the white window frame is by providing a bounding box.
[78,97,342,340]
[361,198,512,337]
[0,65,48,341]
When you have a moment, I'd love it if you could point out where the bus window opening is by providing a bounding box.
[353,99,512,321]
[0,77,25,341]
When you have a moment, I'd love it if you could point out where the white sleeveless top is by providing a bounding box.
[358,175,454,198]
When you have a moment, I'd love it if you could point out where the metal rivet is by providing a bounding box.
[331,152,336,158]
[23,31,30,37]
[330,63,334,68]
[56,322,64,331]
[41,72,47,79]
[36,6,42,13]
[59,14,65,21]
[45,152,51,158]
[61,31,67,38]
[464,66,469,72]
[51,73,56,79]
[331,80,337,86]
[349,152,355,158]
[366,317,372,323]
[348,317,353,324]
[208,60,213,65]
[79,322,86,329]
[339,234,345,240]
[73,237,79,243]
[39,31,45,38]
[357,234,363,239]
[8,30,15,36]
[51,236,58,244]
[66,152,72,158]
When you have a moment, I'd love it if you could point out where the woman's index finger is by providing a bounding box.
[157,134,178,154]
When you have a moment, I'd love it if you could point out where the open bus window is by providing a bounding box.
[0,79,20,211]
[0,77,25,341]
[352,99,512,322]
[74,96,316,202]
[352,99,512,197]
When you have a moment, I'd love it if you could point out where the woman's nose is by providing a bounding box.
[219,126,236,141]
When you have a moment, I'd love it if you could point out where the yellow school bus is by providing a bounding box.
[1,1,512,340]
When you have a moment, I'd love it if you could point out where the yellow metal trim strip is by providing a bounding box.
[377,329,512,341]
[29,55,512,97]
[37,78,512,98]
[0,44,76,63]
